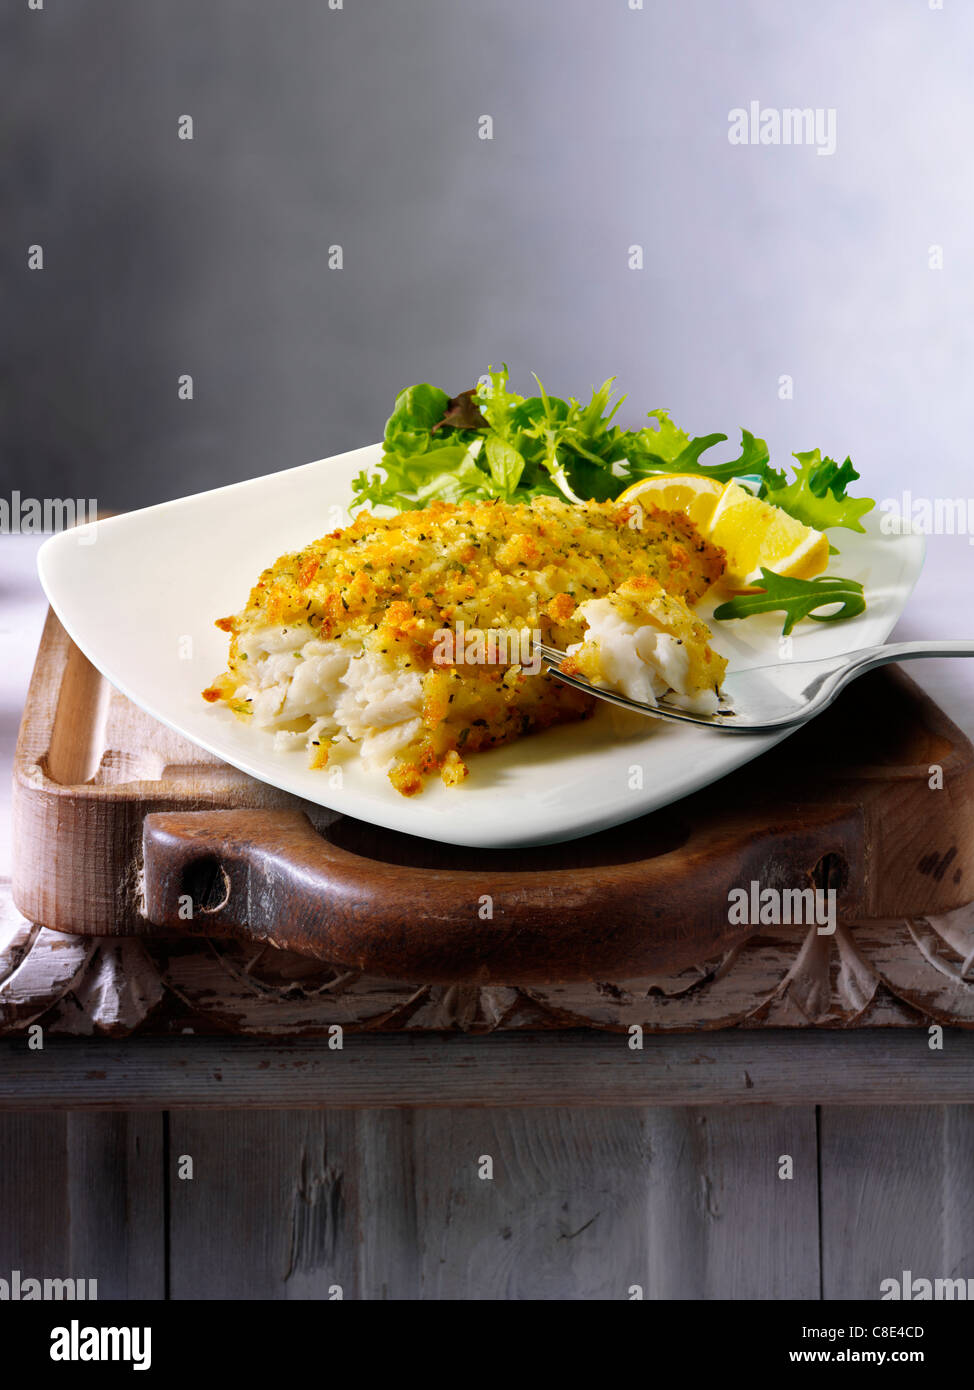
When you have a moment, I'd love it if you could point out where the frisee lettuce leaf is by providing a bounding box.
[762,450,874,532]
[626,410,771,486]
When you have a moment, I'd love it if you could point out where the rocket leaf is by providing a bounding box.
[713,568,866,635]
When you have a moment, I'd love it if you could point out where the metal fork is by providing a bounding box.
[535,639,974,732]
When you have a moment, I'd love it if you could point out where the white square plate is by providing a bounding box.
[38,445,924,847]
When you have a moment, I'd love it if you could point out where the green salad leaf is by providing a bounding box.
[712,569,866,636]
[762,450,874,532]
[625,410,771,486]
[484,435,525,492]
[351,440,494,511]
[384,383,452,452]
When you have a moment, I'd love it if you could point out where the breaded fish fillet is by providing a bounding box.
[204,496,726,794]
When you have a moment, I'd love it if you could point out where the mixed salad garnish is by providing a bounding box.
[351,366,876,635]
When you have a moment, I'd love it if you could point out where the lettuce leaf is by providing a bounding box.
[484,435,525,493]
[762,450,874,532]
[351,441,498,511]
[383,383,452,456]
[625,410,771,486]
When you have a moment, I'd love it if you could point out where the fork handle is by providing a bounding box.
[868,640,974,662]
[843,640,974,679]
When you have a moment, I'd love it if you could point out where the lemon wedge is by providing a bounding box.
[616,473,724,531]
[706,482,830,590]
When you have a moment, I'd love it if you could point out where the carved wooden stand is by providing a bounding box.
[3,884,973,1036]
[7,613,974,1039]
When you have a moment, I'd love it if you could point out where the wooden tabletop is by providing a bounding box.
[2,1029,974,1109]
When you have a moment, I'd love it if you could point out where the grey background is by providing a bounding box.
[3,0,974,514]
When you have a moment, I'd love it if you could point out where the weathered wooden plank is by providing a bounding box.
[66,1113,166,1298]
[169,1111,363,1300]
[0,1114,69,1274]
[350,1110,421,1299]
[168,1111,424,1299]
[2,1032,974,1109]
[165,1109,814,1301]
[0,1112,164,1298]
[942,1107,974,1282]
[413,1108,649,1299]
[411,1106,818,1299]
[168,1106,819,1300]
[820,1105,974,1299]
[641,1108,820,1299]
